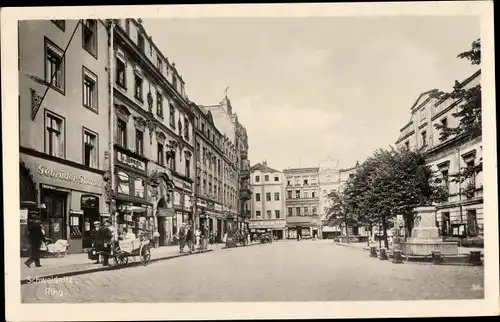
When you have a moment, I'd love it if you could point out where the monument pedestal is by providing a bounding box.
[401,206,458,256]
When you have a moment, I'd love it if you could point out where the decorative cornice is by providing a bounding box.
[133,115,147,131]
[156,130,166,143]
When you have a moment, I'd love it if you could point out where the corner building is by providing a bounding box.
[396,71,483,240]
[110,19,195,245]
[19,20,110,254]
[283,167,321,239]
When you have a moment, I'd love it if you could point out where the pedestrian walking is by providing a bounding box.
[24,217,48,268]
[201,225,209,252]
[186,225,194,253]
[100,220,113,266]
[195,228,201,250]
[179,223,187,253]
[91,221,102,264]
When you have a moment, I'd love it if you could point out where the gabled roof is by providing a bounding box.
[410,89,439,111]
[250,163,280,173]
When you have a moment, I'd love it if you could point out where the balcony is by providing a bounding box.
[240,159,250,179]
[239,189,252,201]
[240,150,248,160]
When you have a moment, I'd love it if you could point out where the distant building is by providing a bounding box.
[249,161,286,239]
[283,167,321,239]
[396,70,483,239]
[202,96,252,232]
[318,157,341,239]
[338,162,367,239]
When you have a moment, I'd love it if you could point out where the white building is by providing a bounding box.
[318,157,341,239]
[249,161,286,239]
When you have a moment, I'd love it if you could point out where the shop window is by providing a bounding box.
[467,209,478,235]
[275,210,280,219]
[266,193,271,201]
[82,19,97,57]
[134,178,145,198]
[441,212,450,236]
[82,67,98,112]
[45,111,65,158]
[117,171,130,195]
[157,143,164,165]
[83,129,97,168]
[156,92,163,118]
[134,74,143,102]
[116,58,126,88]
[45,38,65,93]
[135,129,144,155]
[255,193,260,202]
[274,192,280,201]
[117,119,127,147]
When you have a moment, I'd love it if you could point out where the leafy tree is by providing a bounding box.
[324,189,357,243]
[332,147,448,248]
[431,38,482,185]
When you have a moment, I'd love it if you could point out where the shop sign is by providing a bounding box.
[100,212,110,217]
[197,199,207,208]
[116,151,146,172]
[249,220,285,229]
[37,165,105,188]
[215,204,222,211]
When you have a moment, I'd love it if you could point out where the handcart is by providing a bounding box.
[99,228,152,267]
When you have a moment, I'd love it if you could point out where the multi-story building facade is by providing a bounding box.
[396,70,483,240]
[192,103,230,242]
[318,157,341,239]
[202,96,251,232]
[249,162,286,239]
[110,19,195,246]
[19,19,110,254]
[283,167,321,239]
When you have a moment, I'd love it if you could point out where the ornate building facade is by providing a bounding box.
[109,19,195,246]
[396,70,483,240]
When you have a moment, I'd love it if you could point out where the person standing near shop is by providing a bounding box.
[201,225,209,252]
[100,220,113,266]
[179,223,187,253]
[24,217,47,268]
[186,225,194,253]
[91,221,102,264]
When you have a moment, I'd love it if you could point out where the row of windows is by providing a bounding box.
[404,117,449,149]
[286,177,318,186]
[255,192,280,202]
[255,174,280,183]
[287,207,318,216]
[44,37,100,113]
[194,118,238,164]
[286,190,318,199]
[44,110,99,168]
[116,118,191,176]
[255,210,281,219]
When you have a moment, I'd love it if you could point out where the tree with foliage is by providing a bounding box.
[331,147,448,248]
[324,189,358,243]
[431,38,482,186]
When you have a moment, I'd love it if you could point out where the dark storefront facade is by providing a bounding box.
[20,152,107,255]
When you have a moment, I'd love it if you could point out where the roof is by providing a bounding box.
[250,163,280,173]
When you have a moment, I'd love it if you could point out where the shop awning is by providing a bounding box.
[20,162,36,206]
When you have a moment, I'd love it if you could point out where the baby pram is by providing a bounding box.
[44,239,69,258]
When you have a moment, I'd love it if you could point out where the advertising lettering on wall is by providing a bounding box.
[37,165,105,188]
[116,151,146,172]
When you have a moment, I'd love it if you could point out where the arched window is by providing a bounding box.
[117,172,130,195]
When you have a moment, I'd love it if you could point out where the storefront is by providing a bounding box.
[114,147,152,238]
[20,154,106,254]
[249,220,286,240]
[286,216,321,240]
[171,172,194,238]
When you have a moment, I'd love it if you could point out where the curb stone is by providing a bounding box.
[21,249,213,285]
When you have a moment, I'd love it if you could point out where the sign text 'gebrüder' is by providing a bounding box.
[37,165,104,188]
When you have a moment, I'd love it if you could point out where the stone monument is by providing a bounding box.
[401,159,458,257]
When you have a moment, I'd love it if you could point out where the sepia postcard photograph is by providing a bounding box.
[2,2,498,321]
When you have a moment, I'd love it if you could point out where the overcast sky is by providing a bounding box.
[142,16,479,171]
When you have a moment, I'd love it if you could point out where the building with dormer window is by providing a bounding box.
[395,70,483,240]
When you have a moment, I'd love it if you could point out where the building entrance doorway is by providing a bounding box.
[81,195,99,250]
[41,188,67,242]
